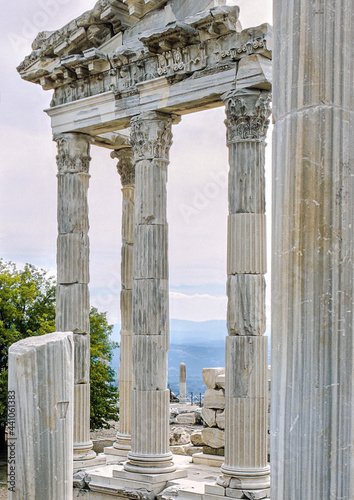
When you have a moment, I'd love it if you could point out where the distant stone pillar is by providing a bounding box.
[125,111,178,474]
[112,147,135,456]
[271,1,354,499]
[218,90,271,497]
[54,133,96,462]
[179,363,186,404]
[8,332,73,500]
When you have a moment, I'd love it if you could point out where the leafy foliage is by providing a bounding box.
[0,260,56,435]
[89,308,119,430]
[0,260,119,440]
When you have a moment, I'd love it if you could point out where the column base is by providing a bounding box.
[86,463,187,497]
[114,433,131,451]
[105,434,131,458]
[73,454,107,473]
[74,441,97,461]
[192,452,225,467]
[125,451,176,474]
[218,465,270,491]
[205,482,270,500]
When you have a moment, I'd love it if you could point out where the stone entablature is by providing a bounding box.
[18,2,271,110]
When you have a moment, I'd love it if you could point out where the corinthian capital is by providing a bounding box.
[130,112,175,163]
[224,91,271,143]
[54,133,93,174]
[111,148,135,186]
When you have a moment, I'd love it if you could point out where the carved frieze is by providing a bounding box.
[18,1,272,108]
[224,91,271,143]
[220,37,268,59]
[54,134,93,174]
[156,43,207,76]
[130,113,173,162]
[216,24,272,63]
[112,148,135,186]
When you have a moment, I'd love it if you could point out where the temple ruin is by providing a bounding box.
[12,0,353,499]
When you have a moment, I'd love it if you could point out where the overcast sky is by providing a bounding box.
[0,0,272,326]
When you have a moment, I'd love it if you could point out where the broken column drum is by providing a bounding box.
[125,111,177,474]
[113,147,135,455]
[220,90,271,496]
[8,332,74,500]
[55,133,96,462]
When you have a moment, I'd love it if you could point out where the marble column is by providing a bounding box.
[179,362,186,404]
[112,147,135,456]
[271,1,354,499]
[54,133,96,462]
[218,90,271,497]
[125,111,178,474]
[8,332,73,500]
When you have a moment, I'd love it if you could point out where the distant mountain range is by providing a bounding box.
[111,319,271,396]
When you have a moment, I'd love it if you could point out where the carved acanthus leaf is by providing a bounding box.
[130,113,173,162]
[225,91,271,143]
[54,133,92,174]
[112,148,135,186]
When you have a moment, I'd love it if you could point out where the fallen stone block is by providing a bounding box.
[190,430,204,446]
[216,410,225,429]
[169,427,191,445]
[201,427,225,448]
[176,412,196,425]
[202,367,225,389]
[204,388,225,409]
[201,407,217,427]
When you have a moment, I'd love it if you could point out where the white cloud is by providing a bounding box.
[170,292,227,322]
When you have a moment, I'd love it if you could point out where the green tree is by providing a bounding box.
[0,260,119,448]
[0,260,56,447]
[89,308,119,430]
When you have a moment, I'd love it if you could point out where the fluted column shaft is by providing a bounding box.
[54,133,95,461]
[219,91,271,495]
[125,111,177,474]
[271,1,354,499]
[112,148,135,454]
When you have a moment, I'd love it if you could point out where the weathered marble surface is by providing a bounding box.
[179,362,186,404]
[201,408,217,428]
[220,88,271,497]
[126,112,175,474]
[201,428,225,449]
[8,332,73,500]
[216,410,225,430]
[18,0,271,142]
[202,367,225,389]
[113,148,135,456]
[204,388,225,410]
[271,1,354,499]
[55,132,95,462]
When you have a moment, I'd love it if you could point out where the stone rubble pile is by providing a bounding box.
[168,368,227,459]
[200,368,226,456]
[169,408,204,456]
